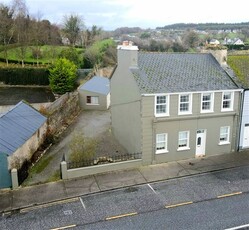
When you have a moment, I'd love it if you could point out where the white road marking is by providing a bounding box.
[225,223,249,230]
[79,197,86,211]
[147,183,157,194]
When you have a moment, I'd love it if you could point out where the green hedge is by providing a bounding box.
[0,68,49,85]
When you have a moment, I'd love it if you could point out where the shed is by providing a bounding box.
[0,101,47,171]
[78,76,110,110]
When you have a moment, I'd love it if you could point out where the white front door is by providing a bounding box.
[243,124,249,148]
[196,129,206,157]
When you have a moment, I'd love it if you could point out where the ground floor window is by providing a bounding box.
[219,126,230,144]
[178,131,190,150]
[86,96,99,105]
[156,133,168,154]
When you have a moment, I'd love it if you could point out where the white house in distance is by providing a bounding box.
[78,76,110,110]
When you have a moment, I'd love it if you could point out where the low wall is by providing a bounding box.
[61,159,142,180]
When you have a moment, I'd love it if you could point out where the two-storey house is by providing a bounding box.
[110,42,243,165]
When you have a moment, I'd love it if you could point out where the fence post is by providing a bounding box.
[11,168,19,189]
[61,161,68,180]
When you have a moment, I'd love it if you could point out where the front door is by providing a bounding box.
[243,124,249,148]
[195,129,206,157]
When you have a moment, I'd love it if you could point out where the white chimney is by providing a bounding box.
[117,41,139,67]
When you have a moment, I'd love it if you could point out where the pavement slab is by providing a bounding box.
[138,161,189,182]
[63,176,100,197]
[94,169,146,191]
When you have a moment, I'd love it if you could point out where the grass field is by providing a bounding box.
[0,45,84,65]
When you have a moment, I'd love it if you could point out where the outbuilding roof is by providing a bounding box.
[79,76,110,95]
[131,52,240,94]
[0,101,47,156]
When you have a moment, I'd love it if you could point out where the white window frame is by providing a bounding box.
[221,91,234,112]
[201,92,214,113]
[156,133,168,154]
[219,126,230,145]
[155,95,169,117]
[177,131,190,151]
[86,96,99,105]
[178,93,192,115]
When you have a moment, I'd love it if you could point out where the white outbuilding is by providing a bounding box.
[78,76,110,110]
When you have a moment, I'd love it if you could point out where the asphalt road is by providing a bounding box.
[2,165,249,229]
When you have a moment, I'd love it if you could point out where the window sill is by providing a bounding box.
[86,103,99,105]
[177,147,190,151]
[200,110,214,114]
[156,150,168,154]
[178,112,192,115]
[218,142,230,146]
[155,114,169,118]
[221,109,233,112]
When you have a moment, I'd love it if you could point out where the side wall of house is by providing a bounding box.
[8,122,48,169]
[141,91,241,165]
[111,49,142,154]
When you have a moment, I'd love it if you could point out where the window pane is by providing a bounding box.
[156,134,167,151]
[223,93,231,100]
[180,95,189,102]
[157,96,166,104]
[86,96,91,103]
[156,105,166,114]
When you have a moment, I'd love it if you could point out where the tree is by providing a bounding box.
[0,3,15,66]
[49,58,77,94]
[182,30,200,50]
[62,14,84,46]
[12,0,30,67]
[59,47,81,67]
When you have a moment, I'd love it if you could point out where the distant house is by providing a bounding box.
[0,101,47,171]
[223,38,244,46]
[110,42,242,165]
[78,76,110,110]
[209,39,220,46]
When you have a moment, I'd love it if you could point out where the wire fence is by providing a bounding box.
[67,152,142,169]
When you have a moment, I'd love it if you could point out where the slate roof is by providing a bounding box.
[130,52,240,94]
[79,76,110,95]
[0,101,47,156]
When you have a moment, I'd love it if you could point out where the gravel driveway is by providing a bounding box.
[24,110,127,185]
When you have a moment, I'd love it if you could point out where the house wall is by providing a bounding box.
[111,47,142,154]
[239,90,249,149]
[141,91,241,165]
[8,122,48,170]
[78,89,108,110]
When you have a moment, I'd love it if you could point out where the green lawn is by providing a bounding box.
[0,45,84,65]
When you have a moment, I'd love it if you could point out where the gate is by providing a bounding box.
[0,153,12,189]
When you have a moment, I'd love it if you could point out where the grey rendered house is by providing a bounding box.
[78,76,110,110]
[110,43,243,165]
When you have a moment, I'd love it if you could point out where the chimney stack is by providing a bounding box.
[117,41,139,67]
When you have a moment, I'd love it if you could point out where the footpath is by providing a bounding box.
[1,150,249,214]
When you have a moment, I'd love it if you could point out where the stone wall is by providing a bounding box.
[46,92,81,136]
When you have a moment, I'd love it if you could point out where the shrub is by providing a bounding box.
[48,58,78,94]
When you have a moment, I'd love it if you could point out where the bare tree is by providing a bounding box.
[0,3,15,66]
[182,30,200,50]
[12,0,30,67]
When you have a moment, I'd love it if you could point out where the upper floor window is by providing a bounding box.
[179,94,192,115]
[201,92,214,113]
[219,126,230,145]
[222,92,234,111]
[155,95,169,117]
[156,133,168,154]
[178,131,190,151]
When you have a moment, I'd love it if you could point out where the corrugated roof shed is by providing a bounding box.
[79,76,110,95]
[0,101,47,156]
[131,52,240,94]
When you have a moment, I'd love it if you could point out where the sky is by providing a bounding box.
[2,0,249,30]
